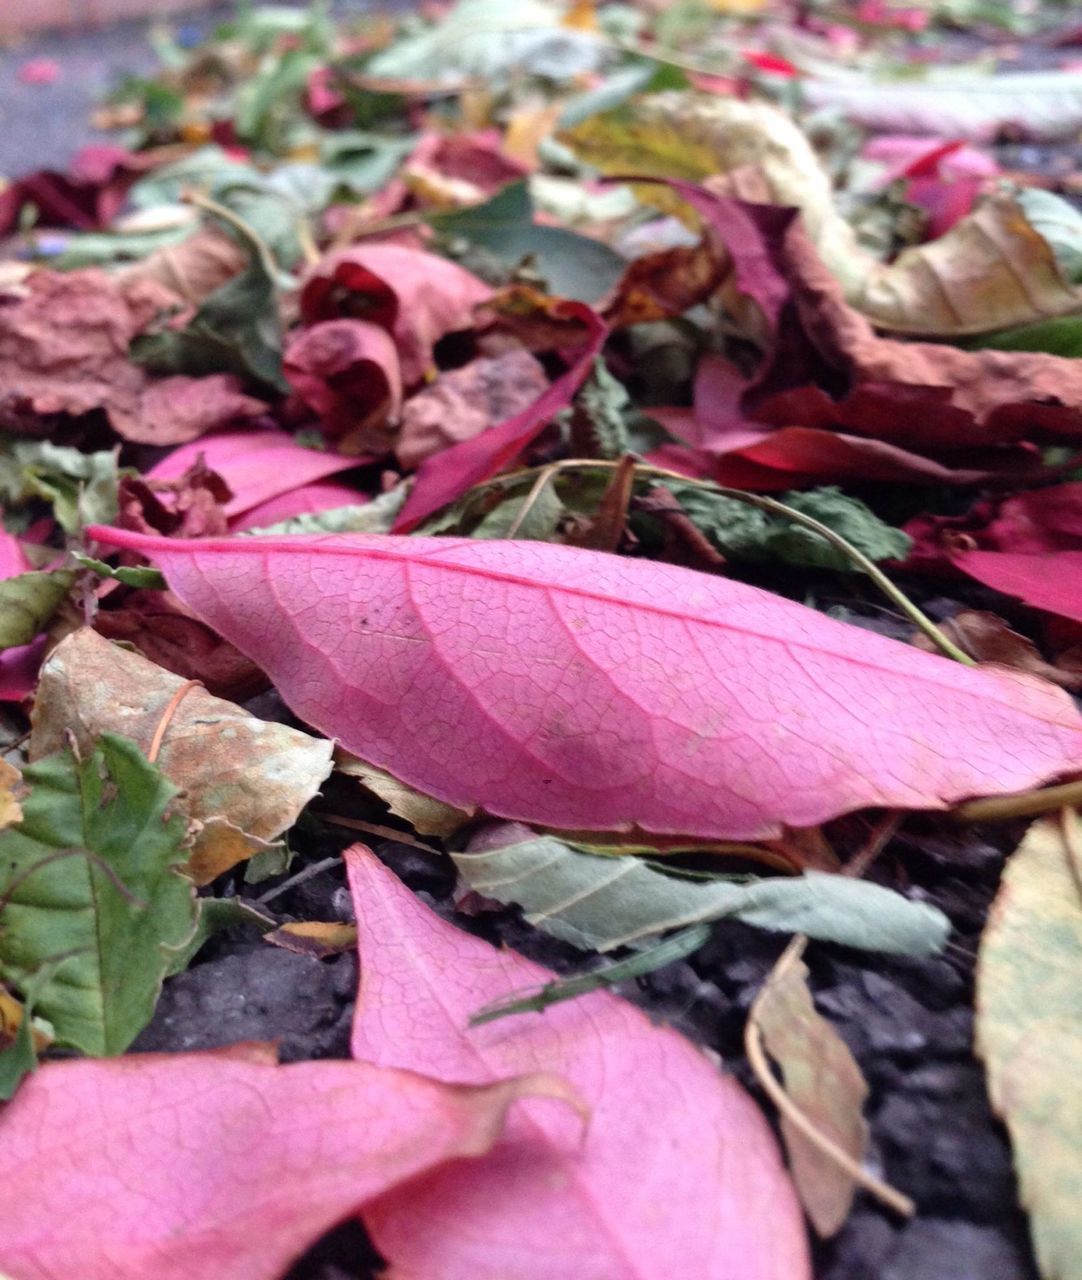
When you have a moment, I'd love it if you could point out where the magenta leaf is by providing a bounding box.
[345,844,811,1280]
[953,550,1082,625]
[87,525,1082,838]
[148,429,361,523]
[0,1046,567,1280]
[393,300,607,532]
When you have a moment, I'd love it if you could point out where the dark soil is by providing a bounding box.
[2,13,1066,1280]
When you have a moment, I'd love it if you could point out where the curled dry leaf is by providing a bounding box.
[284,319,403,449]
[30,629,333,884]
[752,951,869,1237]
[88,526,1082,841]
[396,348,550,470]
[299,241,492,383]
[976,812,1082,1280]
[335,751,473,837]
[911,610,1082,690]
[394,298,606,531]
[118,225,246,307]
[0,1046,575,1280]
[346,844,811,1280]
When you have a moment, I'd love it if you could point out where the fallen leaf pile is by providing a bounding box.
[2,0,1082,1276]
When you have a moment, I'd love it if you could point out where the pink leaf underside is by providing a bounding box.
[86,525,1082,840]
[953,550,1082,625]
[0,528,44,700]
[345,844,810,1280]
[0,1048,563,1280]
[148,429,359,520]
[393,304,607,533]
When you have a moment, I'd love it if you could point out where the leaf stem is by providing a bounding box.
[485,458,975,666]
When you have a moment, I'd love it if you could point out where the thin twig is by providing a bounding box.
[147,680,203,764]
[256,856,343,906]
[952,778,1082,824]
[314,810,440,851]
[505,464,558,538]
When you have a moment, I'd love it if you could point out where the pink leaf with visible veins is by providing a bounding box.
[393,300,606,532]
[148,429,360,522]
[86,525,1082,838]
[345,843,810,1280]
[0,1046,569,1280]
[953,550,1082,626]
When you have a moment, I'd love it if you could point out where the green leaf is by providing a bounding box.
[0,571,75,649]
[0,733,197,1057]
[570,358,632,459]
[240,486,407,536]
[132,204,287,392]
[472,483,566,540]
[320,131,418,198]
[428,180,625,303]
[73,554,166,590]
[0,438,119,532]
[165,896,275,977]
[976,813,1082,1280]
[970,315,1082,358]
[657,483,910,570]
[453,833,950,954]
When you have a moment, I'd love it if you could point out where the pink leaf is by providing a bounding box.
[953,550,1082,626]
[232,480,368,532]
[148,430,360,523]
[0,527,44,701]
[345,844,810,1280]
[86,526,1082,838]
[299,242,492,384]
[0,1046,567,1280]
[393,300,606,532]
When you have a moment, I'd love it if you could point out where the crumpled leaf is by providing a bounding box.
[88,524,1082,841]
[299,241,491,384]
[30,629,333,884]
[395,297,607,530]
[911,610,1082,690]
[284,319,402,449]
[148,429,360,526]
[117,224,246,307]
[0,759,24,830]
[346,843,811,1279]
[0,1045,574,1280]
[428,180,625,303]
[124,373,265,446]
[976,812,1082,1280]
[752,954,869,1237]
[0,732,196,1057]
[0,569,74,650]
[803,66,1082,144]
[396,348,549,469]
[455,825,950,954]
[0,144,144,235]
[0,437,119,532]
[133,212,287,393]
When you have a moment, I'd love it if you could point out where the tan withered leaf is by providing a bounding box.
[29,629,333,884]
[335,751,473,838]
[752,954,869,1236]
[263,921,359,958]
[568,95,1082,336]
[0,760,25,831]
[976,812,1082,1280]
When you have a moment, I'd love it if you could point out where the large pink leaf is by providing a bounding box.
[0,1046,565,1280]
[87,525,1082,838]
[232,480,368,532]
[148,429,360,522]
[393,300,607,532]
[953,550,1082,626]
[346,844,810,1280]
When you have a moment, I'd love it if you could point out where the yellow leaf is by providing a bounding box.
[0,759,24,831]
[264,921,359,958]
[752,953,869,1236]
[335,751,473,838]
[976,810,1082,1280]
[562,0,598,31]
[564,93,1082,336]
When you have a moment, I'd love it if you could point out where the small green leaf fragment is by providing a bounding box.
[0,571,75,649]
